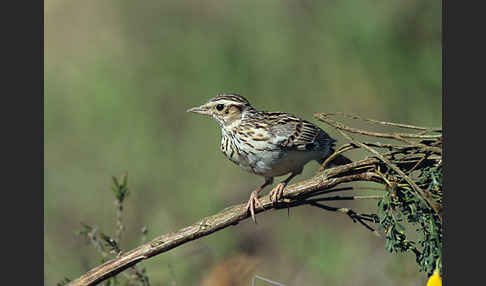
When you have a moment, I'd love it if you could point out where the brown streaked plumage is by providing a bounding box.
[187,93,352,223]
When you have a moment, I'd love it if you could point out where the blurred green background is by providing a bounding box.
[45,0,441,285]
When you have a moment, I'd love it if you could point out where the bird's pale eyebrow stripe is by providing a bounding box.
[210,94,249,104]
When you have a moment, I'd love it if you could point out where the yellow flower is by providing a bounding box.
[426,269,442,286]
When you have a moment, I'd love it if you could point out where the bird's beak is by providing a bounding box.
[186,105,211,116]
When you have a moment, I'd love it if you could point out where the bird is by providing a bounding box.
[187,94,352,223]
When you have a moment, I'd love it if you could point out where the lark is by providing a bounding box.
[187,94,351,223]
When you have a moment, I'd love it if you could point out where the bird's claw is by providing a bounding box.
[246,190,263,224]
[270,183,286,204]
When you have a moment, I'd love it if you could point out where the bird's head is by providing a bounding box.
[187,94,255,127]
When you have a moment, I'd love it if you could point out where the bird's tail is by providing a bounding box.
[317,149,353,168]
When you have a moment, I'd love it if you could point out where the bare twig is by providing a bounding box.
[322,112,441,132]
[313,113,442,154]
[252,275,286,286]
[318,143,358,171]
[313,113,440,140]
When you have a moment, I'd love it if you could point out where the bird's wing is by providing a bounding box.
[267,113,335,151]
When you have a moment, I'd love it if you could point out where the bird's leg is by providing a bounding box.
[270,169,302,204]
[246,177,273,224]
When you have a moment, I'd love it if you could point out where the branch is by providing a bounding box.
[68,158,383,286]
[313,113,442,154]
[68,114,442,285]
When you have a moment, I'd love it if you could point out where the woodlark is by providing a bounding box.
[187,94,351,223]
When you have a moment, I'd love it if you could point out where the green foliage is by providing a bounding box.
[377,166,442,276]
[112,173,129,204]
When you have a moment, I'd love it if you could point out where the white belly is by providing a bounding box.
[221,128,330,178]
[243,149,326,178]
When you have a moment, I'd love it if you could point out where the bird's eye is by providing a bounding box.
[216,104,224,111]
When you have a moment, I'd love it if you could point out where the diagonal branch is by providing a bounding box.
[68,158,383,286]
